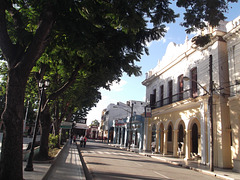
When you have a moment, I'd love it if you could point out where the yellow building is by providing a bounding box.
[142,18,237,170]
[224,16,240,173]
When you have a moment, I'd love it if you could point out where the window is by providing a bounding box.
[191,67,198,98]
[178,74,184,100]
[150,89,156,108]
[168,80,173,104]
[160,85,164,106]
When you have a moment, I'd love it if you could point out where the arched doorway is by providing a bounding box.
[152,124,156,142]
[192,123,198,154]
[135,130,138,146]
[178,124,184,142]
[167,123,173,154]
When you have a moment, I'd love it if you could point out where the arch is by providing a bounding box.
[178,124,184,142]
[167,122,174,154]
[151,124,156,142]
[192,123,198,154]
[187,117,200,130]
[164,120,173,130]
[167,125,173,142]
[187,117,201,158]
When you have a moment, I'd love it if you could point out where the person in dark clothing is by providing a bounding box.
[83,136,87,147]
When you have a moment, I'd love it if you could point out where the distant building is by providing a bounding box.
[86,125,99,139]
[102,100,147,144]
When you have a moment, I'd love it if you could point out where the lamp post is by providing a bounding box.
[25,79,49,171]
[183,71,214,171]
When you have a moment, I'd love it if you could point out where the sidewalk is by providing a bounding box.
[107,142,240,180]
[23,142,85,180]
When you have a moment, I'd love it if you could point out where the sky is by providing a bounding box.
[86,1,240,125]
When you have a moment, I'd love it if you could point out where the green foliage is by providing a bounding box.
[48,134,59,149]
[192,34,211,47]
[0,0,237,178]
[177,0,238,33]
[90,120,100,127]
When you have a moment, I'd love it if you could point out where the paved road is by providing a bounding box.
[79,141,219,180]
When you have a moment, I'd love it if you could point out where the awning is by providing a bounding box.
[60,121,73,129]
[74,123,89,130]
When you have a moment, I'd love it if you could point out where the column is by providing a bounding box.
[124,125,128,147]
[117,127,120,144]
[163,130,168,155]
[143,118,149,151]
[184,130,191,160]
[139,122,144,150]
[156,129,160,153]
[113,126,117,144]
[120,127,124,146]
[200,100,207,164]
[173,130,178,157]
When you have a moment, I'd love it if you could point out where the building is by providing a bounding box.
[113,115,145,150]
[102,101,147,144]
[100,109,107,141]
[86,125,99,139]
[224,15,240,172]
[142,19,235,170]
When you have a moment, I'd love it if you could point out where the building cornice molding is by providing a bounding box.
[223,24,240,41]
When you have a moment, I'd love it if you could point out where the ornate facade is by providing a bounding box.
[142,17,240,170]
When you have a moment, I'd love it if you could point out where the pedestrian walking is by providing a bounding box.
[70,134,73,144]
[80,135,84,147]
[73,134,76,143]
[151,141,156,154]
[83,136,87,147]
[178,142,182,157]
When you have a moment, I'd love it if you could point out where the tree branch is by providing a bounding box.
[21,5,55,72]
[0,1,16,64]
[43,63,84,111]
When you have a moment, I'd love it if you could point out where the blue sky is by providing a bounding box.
[87,1,240,125]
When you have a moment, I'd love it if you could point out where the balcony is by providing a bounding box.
[151,88,199,109]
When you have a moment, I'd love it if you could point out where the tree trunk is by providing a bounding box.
[39,106,51,160]
[55,121,61,148]
[0,69,27,179]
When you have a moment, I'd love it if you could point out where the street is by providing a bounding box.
[78,141,219,180]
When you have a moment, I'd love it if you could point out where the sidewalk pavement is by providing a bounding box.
[107,142,240,180]
[23,142,85,180]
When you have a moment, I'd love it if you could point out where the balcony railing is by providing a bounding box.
[152,88,198,109]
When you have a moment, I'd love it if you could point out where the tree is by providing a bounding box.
[90,120,100,127]
[0,0,236,179]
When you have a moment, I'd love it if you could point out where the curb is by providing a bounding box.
[77,143,91,180]
[149,155,234,180]
[42,142,69,180]
[109,143,235,180]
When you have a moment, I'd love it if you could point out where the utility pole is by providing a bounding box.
[209,55,214,172]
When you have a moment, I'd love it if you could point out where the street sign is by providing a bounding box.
[145,107,152,117]
[60,122,73,129]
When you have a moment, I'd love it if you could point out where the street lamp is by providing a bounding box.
[183,75,214,171]
[25,79,49,171]
[183,76,210,95]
